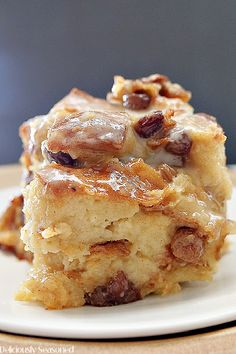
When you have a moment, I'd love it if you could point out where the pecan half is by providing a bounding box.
[170,227,204,264]
[85,271,141,306]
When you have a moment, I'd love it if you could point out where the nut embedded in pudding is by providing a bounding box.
[159,81,191,102]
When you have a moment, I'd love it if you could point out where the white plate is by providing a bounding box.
[0,186,236,339]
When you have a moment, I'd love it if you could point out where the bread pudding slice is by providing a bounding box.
[0,73,233,309]
[16,105,232,309]
[0,73,192,260]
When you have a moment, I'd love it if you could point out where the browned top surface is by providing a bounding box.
[36,159,168,205]
[19,74,194,161]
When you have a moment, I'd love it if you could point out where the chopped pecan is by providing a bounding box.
[123,92,151,110]
[141,74,191,102]
[147,137,169,149]
[159,81,191,102]
[165,132,192,156]
[107,75,159,106]
[157,164,177,183]
[85,271,141,306]
[170,227,204,264]
[90,240,131,256]
[107,74,191,108]
[141,73,169,84]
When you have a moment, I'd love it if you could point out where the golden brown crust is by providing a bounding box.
[157,164,177,183]
[36,160,168,206]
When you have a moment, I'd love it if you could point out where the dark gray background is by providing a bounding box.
[0,0,235,164]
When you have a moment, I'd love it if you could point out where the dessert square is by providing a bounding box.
[0,73,233,309]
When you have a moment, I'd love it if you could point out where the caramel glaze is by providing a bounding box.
[19,81,193,172]
[19,89,120,170]
[35,158,232,242]
[47,111,130,154]
[37,159,170,206]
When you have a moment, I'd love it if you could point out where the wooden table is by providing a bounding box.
[0,164,236,353]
